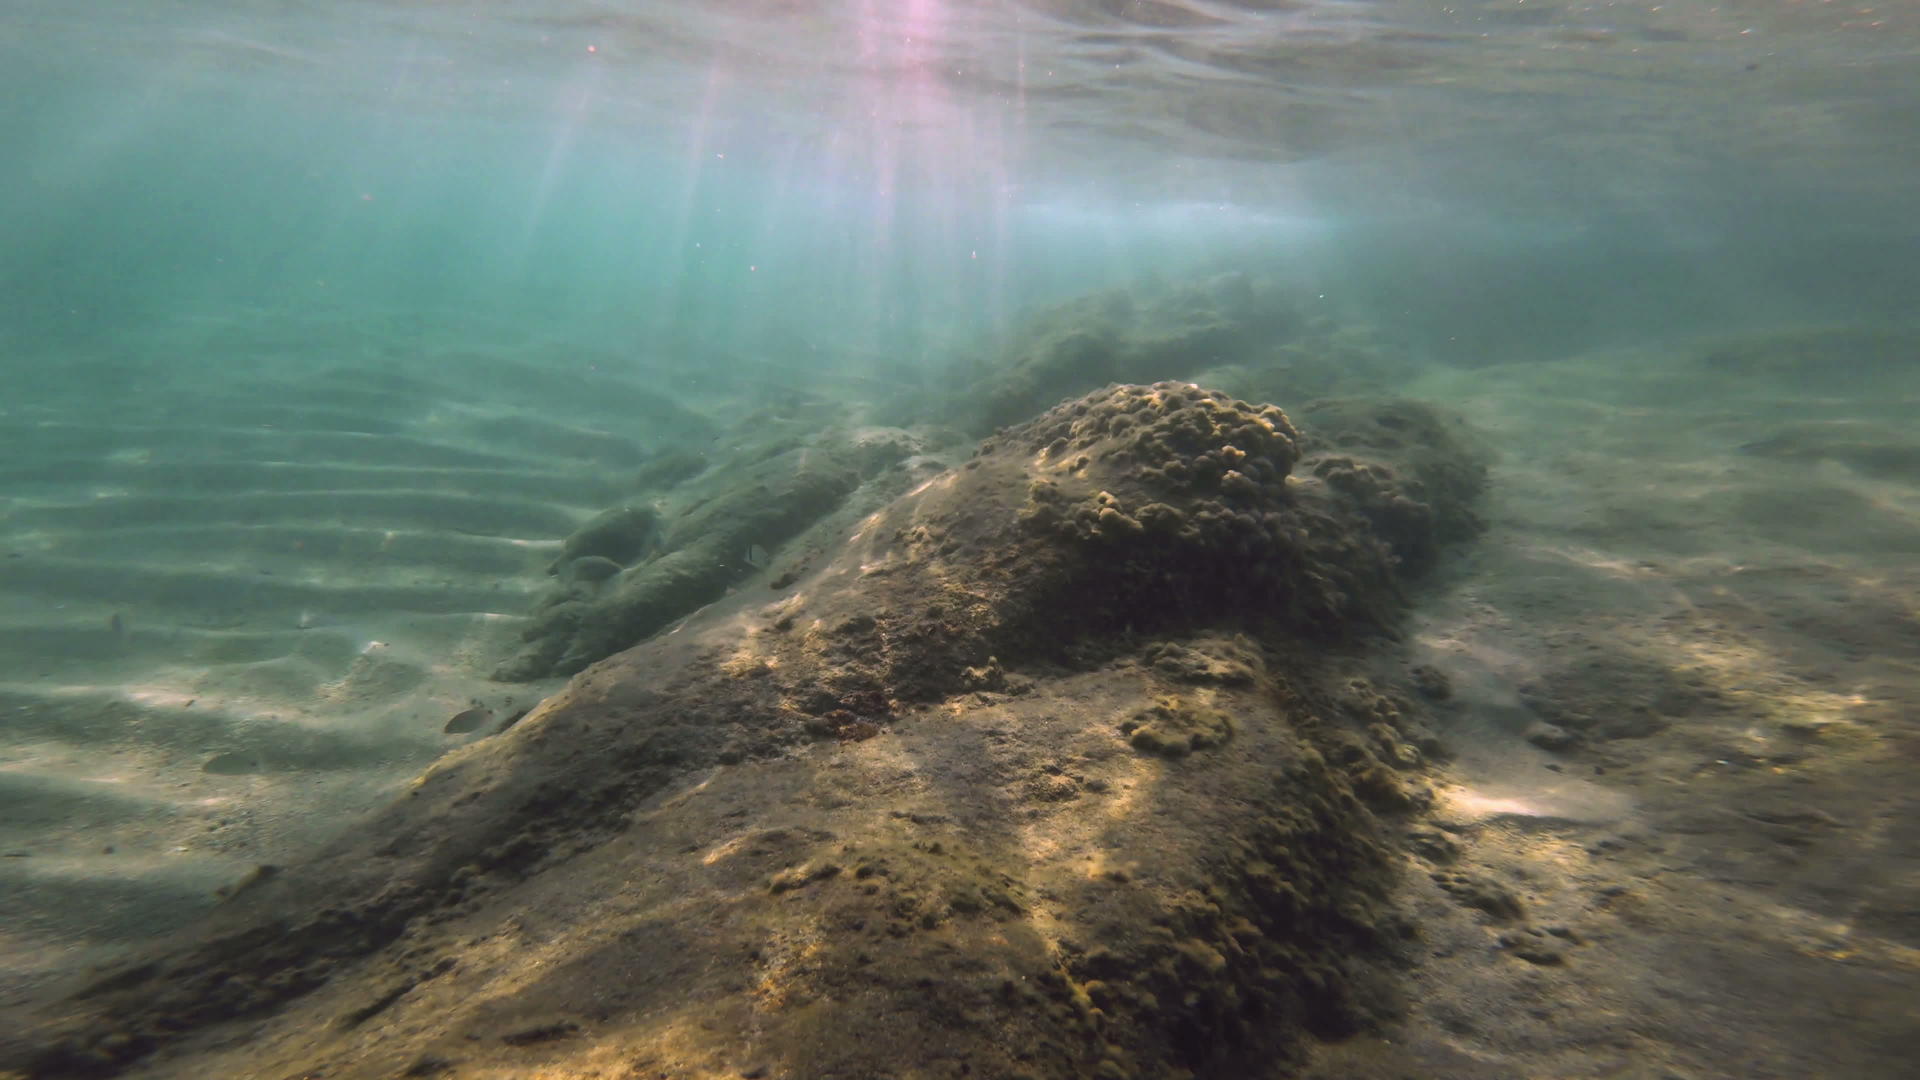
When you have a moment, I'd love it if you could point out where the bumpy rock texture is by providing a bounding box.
[497,451,857,680]
[1295,397,1489,577]
[498,427,924,680]
[9,384,1483,1080]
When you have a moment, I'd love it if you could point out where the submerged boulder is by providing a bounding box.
[10,384,1483,1080]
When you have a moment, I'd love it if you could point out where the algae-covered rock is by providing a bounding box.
[1294,397,1489,575]
[13,382,1484,1080]
[500,423,931,681]
[557,553,622,584]
[989,382,1407,640]
[1121,697,1237,756]
[551,504,659,572]
[628,447,711,492]
[497,439,861,679]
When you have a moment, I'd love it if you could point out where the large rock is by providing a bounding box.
[8,384,1482,1080]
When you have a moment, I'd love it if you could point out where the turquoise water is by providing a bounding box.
[5,1,1914,363]
[2,3,1918,1077]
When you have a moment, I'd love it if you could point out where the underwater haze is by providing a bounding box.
[4,0,1917,359]
[3,3,1919,1079]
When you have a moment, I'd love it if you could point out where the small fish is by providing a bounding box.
[108,612,127,640]
[744,544,770,570]
[215,863,281,903]
[203,750,265,776]
[444,707,490,735]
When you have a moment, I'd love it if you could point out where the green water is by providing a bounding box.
[1,3,1917,1075]
[4,2,1914,367]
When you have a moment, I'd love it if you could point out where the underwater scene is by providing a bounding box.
[1,1,1916,1077]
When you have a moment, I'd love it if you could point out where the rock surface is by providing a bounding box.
[7,384,1484,1080]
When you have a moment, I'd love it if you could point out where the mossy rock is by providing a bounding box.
[1120,698,1237,757]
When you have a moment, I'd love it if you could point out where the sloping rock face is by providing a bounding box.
[498,425,932,681]
[497,444,862,680]
[9,384,1482,1080]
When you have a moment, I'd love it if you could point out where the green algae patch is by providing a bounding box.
[1120,697,1237,757]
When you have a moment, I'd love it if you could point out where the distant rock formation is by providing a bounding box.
[967,273,1303,433]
